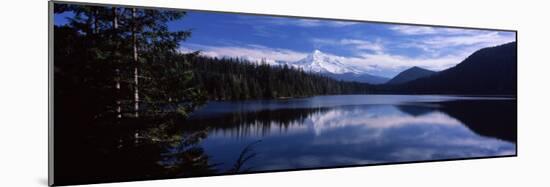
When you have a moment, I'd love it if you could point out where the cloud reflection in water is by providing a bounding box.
[198,102,515,172]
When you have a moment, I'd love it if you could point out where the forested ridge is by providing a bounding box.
[186,54,375,100]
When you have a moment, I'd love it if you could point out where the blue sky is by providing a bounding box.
[55,9,516,78]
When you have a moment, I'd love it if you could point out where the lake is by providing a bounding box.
[55,94,517,184]
[167,95,516,173]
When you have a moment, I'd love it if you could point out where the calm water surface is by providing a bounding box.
[180,95,516,172]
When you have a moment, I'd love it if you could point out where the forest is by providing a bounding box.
[187,54,375,100]
[53,4,373,184]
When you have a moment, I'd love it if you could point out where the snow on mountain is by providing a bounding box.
[280,50,389,84]
[287,50,362,74]
[240,49,389,84]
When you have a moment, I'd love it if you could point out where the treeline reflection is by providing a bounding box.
[185,100,516,143]
[54,99,515,185]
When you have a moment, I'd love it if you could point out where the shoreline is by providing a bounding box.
[206,93,517,102]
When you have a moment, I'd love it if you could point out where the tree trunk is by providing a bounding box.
[93,7,99,34]
[112,7,122,119]
[132,8,140,118]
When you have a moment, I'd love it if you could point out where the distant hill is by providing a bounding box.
[326,72,389,84]
[387,66,436,85]
[395,42,517,95]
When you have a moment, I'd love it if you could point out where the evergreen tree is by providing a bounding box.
[54,5,205,122]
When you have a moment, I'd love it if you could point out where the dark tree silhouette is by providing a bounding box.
[53,3,209,185]
[186,55,376,100]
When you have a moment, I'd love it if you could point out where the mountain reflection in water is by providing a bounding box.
[185,96,516,171]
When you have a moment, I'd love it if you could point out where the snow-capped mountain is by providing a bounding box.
[281,50,389,84]
[288,49,362,74]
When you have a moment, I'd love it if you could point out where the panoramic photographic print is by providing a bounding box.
[50,2,517,186]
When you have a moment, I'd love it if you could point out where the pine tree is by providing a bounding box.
[54,4,206,122]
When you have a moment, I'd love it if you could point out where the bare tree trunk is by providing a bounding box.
[112,7,122,119]
[132,8,140,118]
[93,7,99,34]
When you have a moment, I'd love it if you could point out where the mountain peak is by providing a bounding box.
[387,66,436,85]
[393,42,517,95]
[272,49,390,84]
[287,49,362,74]
[310,49,327,59]
[405,66,430,72]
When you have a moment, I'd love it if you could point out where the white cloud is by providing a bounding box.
[183,15,515,77]
[422,31,515,48]
[293,19,360,27]
[181,28,514,76]
[387,24,515,69]
[389,25,439,35]
[312,38,385,54]
[389,25,486,36]
[398,31,515,58]
[341,39,385,53]
[329,20,361,27]
[352,52,466,71]
[390,24,516,53]
[181,41,465,73]
[310,37,466,71]
[257,17,359,28]
[180,43,308,64]
[292,19,324,27]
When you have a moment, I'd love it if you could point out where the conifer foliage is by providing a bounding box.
[54,4,205,122]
